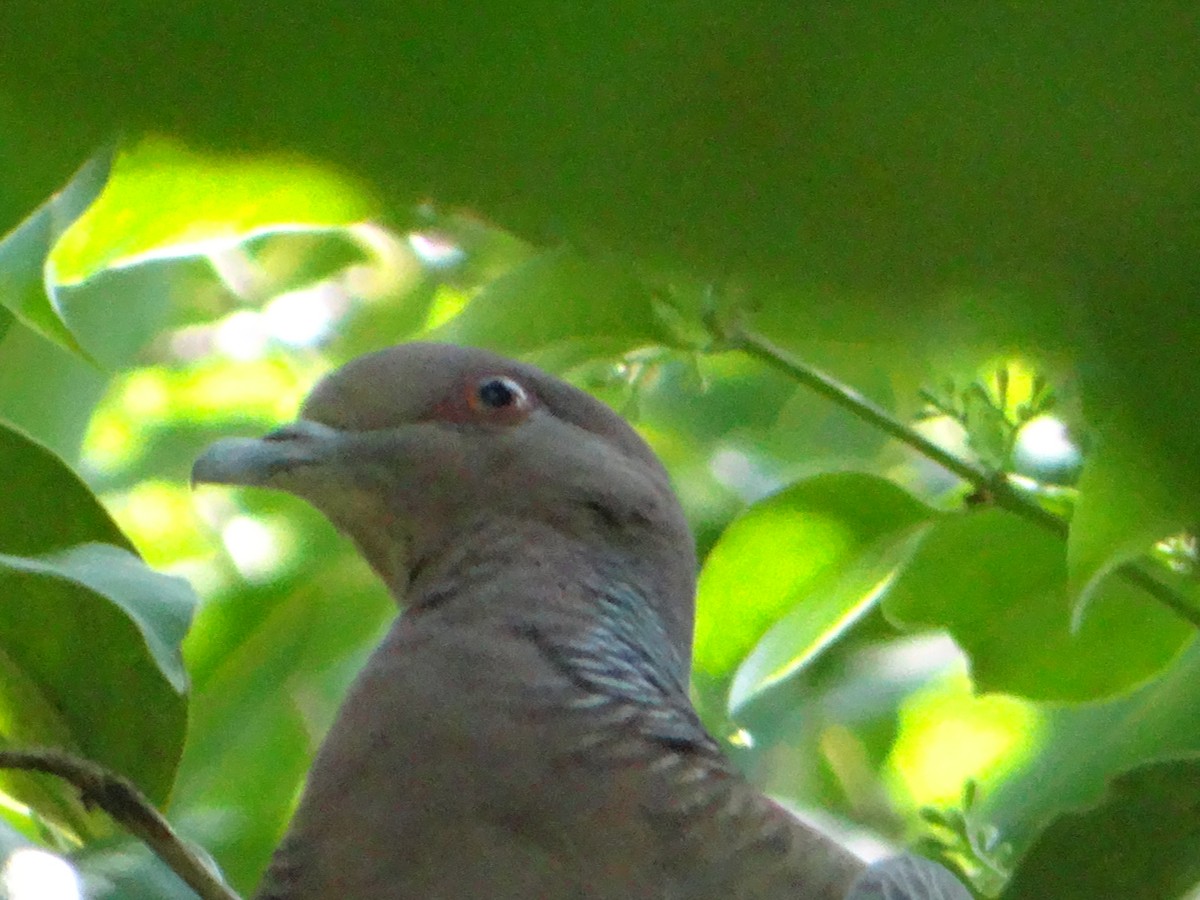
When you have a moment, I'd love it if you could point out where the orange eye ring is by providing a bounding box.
[466,375,532,417]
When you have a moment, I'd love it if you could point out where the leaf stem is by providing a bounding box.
[714,321,1200,630]
[0,748,242,900]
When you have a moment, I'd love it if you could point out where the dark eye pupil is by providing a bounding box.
[478,378,518,408]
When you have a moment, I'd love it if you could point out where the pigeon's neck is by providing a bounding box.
[401,514,693,694]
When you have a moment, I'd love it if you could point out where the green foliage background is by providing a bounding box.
[0,4,1198,898]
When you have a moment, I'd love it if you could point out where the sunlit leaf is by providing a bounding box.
[52,137,378,281]
[730,523,930,712]
[694,473,935,705]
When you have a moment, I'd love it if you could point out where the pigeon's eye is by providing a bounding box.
[469,376,531,416]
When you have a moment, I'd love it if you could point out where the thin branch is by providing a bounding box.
[1116,560,1200,630]
[711,319,1200,631]
[0,748,241,900]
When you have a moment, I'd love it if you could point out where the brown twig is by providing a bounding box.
[0,748,241,900]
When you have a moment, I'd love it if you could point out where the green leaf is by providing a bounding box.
[0,147,113,361]
[1001,757,1200,900]
[238,228,369,299]
[0,421,132,556]
[75,838,201,900]
[0,323,109,459]
[51,137,378,282]
[985,642,1200,854]
[55,255,217,371]
[885,509,1192,702]
[1067,433,1193,610]
[730,523,932,712]
[693,473,935,705]
[431,248,668,362]
[0,543,196,815]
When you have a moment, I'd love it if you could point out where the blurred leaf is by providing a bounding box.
[762,343,903,469]
[57,255,217,371]
[694,473,935,705]
[52,136,378,282]
[1001,757,1200,900]
[0,147,113,361]
[985,641,1200,854]
[889,675,1041,810]
[238,227,368,299]
[432,248,668,362]
[76,833,207,900]
[1077,224,1200,546]
[885,509,1192,702]
[0,421,132,555]
[1067,433,1194,610]
[0,543,195,815]
[0,323,109,459]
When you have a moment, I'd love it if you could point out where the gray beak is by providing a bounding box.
[191,420,344,487]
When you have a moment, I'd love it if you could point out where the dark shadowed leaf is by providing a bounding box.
[0,544,195,818]
[1001,757,1200,900]
[0,421,132,556]
[986,642,1200,855]
[0,148,112,361]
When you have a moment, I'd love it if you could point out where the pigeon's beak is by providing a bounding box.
[191,420,344,488]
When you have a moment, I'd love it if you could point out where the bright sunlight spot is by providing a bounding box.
[182,359,314,421]
[423,284,472,331]
[727,727,756,748]
[120,370,172,417]
[214,309,271,361]
[408,231,465,267]
[708,447,778,502]
[263,284,344,347]
[82,411,137,474]
[2,848,81,900]
[222,514,289,580]
[118,481,189,534]
[888,676,1040,807]
[107,481,208,565]
[1014,415,1080,470]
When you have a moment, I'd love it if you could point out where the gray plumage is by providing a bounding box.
[194,343,969,899]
